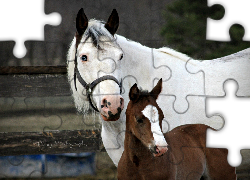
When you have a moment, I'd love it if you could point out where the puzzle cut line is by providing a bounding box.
[207,0,250,41]
[206,79,250,167]
[0,0,61,58]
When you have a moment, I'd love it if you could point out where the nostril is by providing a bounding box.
[103,99,107,104]
[120,98,124,106]
[150,145,159,154]
[101,96,124,111]
[101,99,108,108]
[154,146,159,153]
[155,146,160,154]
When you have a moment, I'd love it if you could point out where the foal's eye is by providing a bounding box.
[119,54,123,60]
[136,118,143,123]
[81,55,87,61]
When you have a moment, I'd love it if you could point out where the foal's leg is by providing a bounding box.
[205,148,236,180]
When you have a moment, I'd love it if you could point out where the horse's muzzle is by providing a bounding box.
[151,145,168,157]
[100,95,124,121]
[150,145,159,154]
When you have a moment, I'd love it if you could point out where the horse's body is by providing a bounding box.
[67,9,236,166]
[118,80,236,180]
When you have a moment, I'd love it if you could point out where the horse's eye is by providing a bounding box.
[81,55,87,61]
[136,118,143,123]
[119,54,123,60]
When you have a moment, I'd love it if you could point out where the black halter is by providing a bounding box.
[74,51,122,112]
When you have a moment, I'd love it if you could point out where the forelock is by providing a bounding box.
[82,20,115,49]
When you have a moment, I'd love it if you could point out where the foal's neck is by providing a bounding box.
[125,130,153,166]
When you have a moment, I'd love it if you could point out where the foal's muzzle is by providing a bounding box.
[150,145,159,154]
[150,145,168,157]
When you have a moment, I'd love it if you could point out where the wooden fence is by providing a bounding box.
[0,66,104,156]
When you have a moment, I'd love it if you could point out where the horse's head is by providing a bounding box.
[126,79,168,157]
[68,8,124,121]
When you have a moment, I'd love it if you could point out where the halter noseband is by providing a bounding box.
[74,50,122,112]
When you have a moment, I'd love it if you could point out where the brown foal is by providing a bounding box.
[117,79,236,180]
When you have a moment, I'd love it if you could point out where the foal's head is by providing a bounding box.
[126,79,168,157]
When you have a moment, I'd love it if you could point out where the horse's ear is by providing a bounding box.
[129,83,140,102]
[76,8,88,36]
[150,79,162,99]
[105,9,119,36]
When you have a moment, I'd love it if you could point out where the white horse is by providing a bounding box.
[67,8,250,166]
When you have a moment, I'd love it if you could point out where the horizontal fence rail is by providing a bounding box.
[0,66,67,75]
[0,129,103,156]
[0,66,70,97]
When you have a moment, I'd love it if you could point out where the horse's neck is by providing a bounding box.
[116,35,191,92]
[102,119,124,133]
[117,35,153,70]
[116,35,192,85]
[117,35,158,89]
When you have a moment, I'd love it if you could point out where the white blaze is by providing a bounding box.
[142,105,168,147]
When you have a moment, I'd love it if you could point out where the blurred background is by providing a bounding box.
[0,0,249,179]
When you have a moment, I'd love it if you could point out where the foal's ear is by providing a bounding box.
[150,79,162,99]
[129,83,140,102]
[105,9,119,36]
[76,8,88,36]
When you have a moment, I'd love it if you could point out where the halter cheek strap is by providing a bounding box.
[74,51,123,112]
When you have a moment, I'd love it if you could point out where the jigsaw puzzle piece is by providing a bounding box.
[186,48,250,97]
[121,75,138,110]
[97,50,122,74]
[0,155,43,178]
[130,48,171,89]
[206,80,250,167]
[237,149,250,179]
[0,97,15,113]
[0,97,34,132]
[159,95,224,131]
[176,146,207,179]
[0,96,82,132]
[154,48,204,113]
[80,106,102,129]
[207,0,250,41]
[95,152,118,180]
[45,0,102,22]
[24,97,63,132]
[25,96,102,131]
[0,0,61,58]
